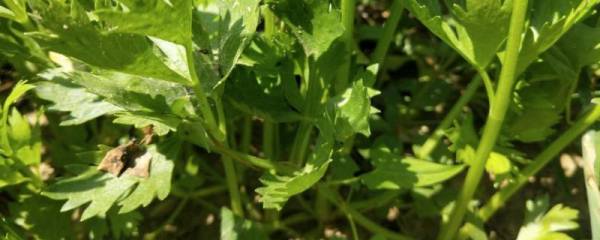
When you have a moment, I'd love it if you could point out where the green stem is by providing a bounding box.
[416,76,482,159]
[477,68,495,104]
[290,62,320,166]
[215,98,244,217]
[372,0,404,68]
[437,1,529,239]
[241,117,252,153]
[335,0,356,93]
[476,104,600,221]
[211,142,291,172]
[262,124,279,223]
[346,211,360,240]
[320,186,414,240]
[263,6,276,39]
[186,46,222,142]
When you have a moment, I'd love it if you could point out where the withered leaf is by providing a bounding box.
[123,151,152,178]
[97,140,142,176]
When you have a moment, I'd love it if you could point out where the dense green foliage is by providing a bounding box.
[1,0,600,239]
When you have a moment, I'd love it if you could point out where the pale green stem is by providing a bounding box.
[437,1,529,239]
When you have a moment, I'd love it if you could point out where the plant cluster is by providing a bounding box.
[0,0,600,239]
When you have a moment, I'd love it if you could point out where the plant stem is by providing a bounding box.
[437,1,529,239]
[335,0,356,94]
[241,117,252,153]
[290,62,320,166]
[477,104,600,221]
[262,122,279,223]
[372,0,404,68]
[477,68,495,104]
[263,6,276,39]
[211,142,291,172]
[416,76,482,159]
[216,98,244,217]
[320,186,414,240]
[185,45,222,142]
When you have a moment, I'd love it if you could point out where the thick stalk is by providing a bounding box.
[335,0,356,93]
[437,1,529,239]
[477,104,600,221]
[372,0,404,68]
[416,77,482,159]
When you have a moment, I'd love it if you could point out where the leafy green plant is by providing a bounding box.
[1,0,600,239]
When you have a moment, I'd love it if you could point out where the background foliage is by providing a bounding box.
[0,0,600,239]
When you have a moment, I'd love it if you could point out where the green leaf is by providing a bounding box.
[551,23,600,71]
[0,162,27,189]
[405,0,512,68]
[516,196,579,240]
[29,2,192,84]
[0,81,34,156]
[193,0,261,92]
[43,167,137,221]
[95,0,192,46]
[504,65,572,142]
[0,6,15,20]
[8,109,42,166]
[38,68,192,117]
[581,131,600,240]
[328,67,379,140]
[43,144,175,220]
[270,0,345,58]
[255,120,334,210]
[220,208,268,240]
[361,138,465,190]
[113,112,181,136]
[2,0,27,23]
[225,65,303,122]
[34,80,122,126]
[117,143,178,213]
[360,153,465,190]
[512,0,600,74]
